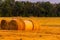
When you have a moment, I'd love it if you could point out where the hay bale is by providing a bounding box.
[17,19,25,30]
[8,20,18,30]
[24,20,34,31]
[1,20,8,30]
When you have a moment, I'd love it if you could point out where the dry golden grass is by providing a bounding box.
[0,30,60,40]
[0,17,60,40]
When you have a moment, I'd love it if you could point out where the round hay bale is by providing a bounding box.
[17,19,25,30]
[1,20,8,30]
[24,20,34,31]
[8,20,18,30]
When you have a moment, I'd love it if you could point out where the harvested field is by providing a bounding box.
[0,17,60,40]
[0,30,60,40]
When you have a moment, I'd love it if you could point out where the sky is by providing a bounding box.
[15,0,60,4]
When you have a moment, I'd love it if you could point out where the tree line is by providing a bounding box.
[0,0,60,17]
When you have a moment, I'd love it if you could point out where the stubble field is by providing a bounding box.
[0,30,60,40]
[0,17,60,40]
